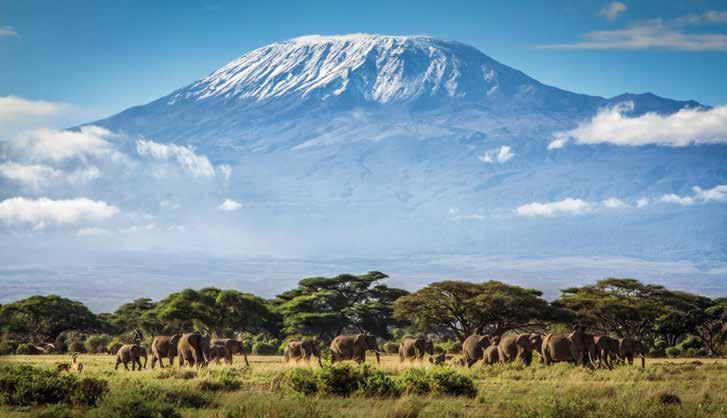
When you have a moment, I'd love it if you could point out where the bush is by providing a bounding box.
[665,347,682,358]
[0,338,19,355]
[357,364,400,397]
[398,368,431,396]
[68,341,85,354]
[316,363,360,396]
[657,391,681,405]
[0,364,107,407]
[14,343,39,355]
[84,334,112,354]
[428,369,477,398]
[252,341,278,355]
[90,390,181,418]
[286,368,318,396]
[37,404,74,418]
[70,377,109,406]
[384,341,400,354]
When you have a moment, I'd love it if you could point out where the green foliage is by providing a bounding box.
[398,368,431,395]
[0,364,107,407]
[84,334,113,354]
[286,368,318,396]
[315,362,360,396]
[428,368,477,398]
[275,271,408,340]
[356,363,401,397]
[0,338,18,355]
[0,295,99,341]
[89,388,181,418]
[252,341,278,355]
[68,341,84,353]
[14,343,38,355]
[383,341,400,354]
[665,347,683,357]
[394,280,551,341]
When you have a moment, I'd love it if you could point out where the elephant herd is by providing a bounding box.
[112,328,646,371]
[458,326,646,369]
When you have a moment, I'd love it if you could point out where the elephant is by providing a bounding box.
[210,338,250,367]
[619,338,646,368]
[498,334,533,366]
[530,334,544,363]
[330,334,381,365]
[178,332,211,368]
[115,344,147,371]
[398,337,434,363]
[593,335,620,370]
[461,334,499,367]
[150,335,181,369]
[542,327,596,368]
[207,344,228,365]
[284,340,323,367]
[482,345,500,365]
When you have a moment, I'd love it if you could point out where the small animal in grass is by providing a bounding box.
[56,363,72,373]
[71,353,83,373]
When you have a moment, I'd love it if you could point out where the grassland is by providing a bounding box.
[1,354,727,417]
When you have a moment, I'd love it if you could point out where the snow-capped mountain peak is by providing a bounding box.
[168,34,535,105]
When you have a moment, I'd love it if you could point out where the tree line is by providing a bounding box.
[0,272,724,358]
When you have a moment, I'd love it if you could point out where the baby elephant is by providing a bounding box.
[115,344,147,371]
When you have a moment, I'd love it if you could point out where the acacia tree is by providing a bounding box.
[689,299,727,356]
[393,280,552,342]
[0,295,99,342]
[154,288,279,338]
[104,298,161,338]
[555,278,711,340]
[275,271,408,341]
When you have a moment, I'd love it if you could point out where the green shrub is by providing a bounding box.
[70,377,109,406]
[68,341,85,354]
[428,368,477,398]
[84,334,112,354]
[0,364,93,406]
[252,341,278,355]
[36,404,74,418]
[0,338,19,355]
[89,390,181,418]
[316,363,359,396]
[357,364,401,397]
[15,343,40,355]
[665,347,682,358]
[286,368,318,396]
[398,368,430,395]
[384,341,400,354]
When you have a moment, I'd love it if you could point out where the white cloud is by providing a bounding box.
[552,102,727,148]
[660,193,695,206]
[0,197,119,229]
[636,198,649,208]
[600,2,627,21]
[540,12,727,51]
[0,26,17,37]
[516,198,593,217]
[478,145,515,164]
[217,164,232,181]
[603,198,629,208]
[0,96,62,121]
[547,138,568,150]
[10,126,116,161]
[77,227,111,237]
[218,199,242,211]
[693,185,727,202]
[0,162,101,188]
[136,138,216,178]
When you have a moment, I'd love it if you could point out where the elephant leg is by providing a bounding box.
[115,358,120,370]
[151,356,157,369]
[640,355,645,369]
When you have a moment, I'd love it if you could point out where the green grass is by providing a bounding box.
[1,354,726,417]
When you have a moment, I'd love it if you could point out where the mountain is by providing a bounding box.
[4,34,723,310]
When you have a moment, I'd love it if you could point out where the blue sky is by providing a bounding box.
[1,0,727,124]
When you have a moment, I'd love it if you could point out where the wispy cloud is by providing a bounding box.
[539,10,727,51]
[136,138,216,178]
[8,126,116,162]
[661,185,727,206]
[660,193,695,206]
[478,145,515,164]
[0,197,119,229]
[0,96,63,121]
[600,2,627,21]
[603,198,629,208]
[0,26,17,38]
[0,162,101,189]
[516,198,593,217]
[550,102,727,148]
[218,199,242,211]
